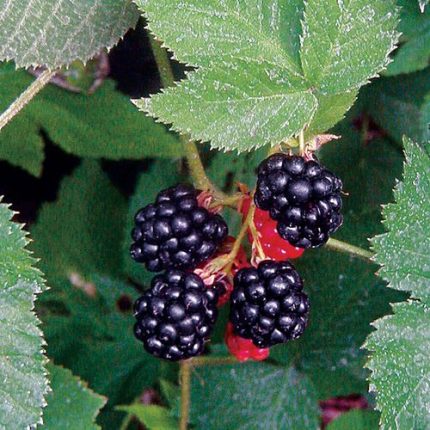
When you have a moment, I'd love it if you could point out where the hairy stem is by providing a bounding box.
[179,361,192,430]
[149,36,214,192]
[325,238,373,261]
[0,69,55,132]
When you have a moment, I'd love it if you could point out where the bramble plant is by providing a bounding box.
[0,0,429,429]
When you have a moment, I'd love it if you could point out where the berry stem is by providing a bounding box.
[191,355,238,367]
[179,361,191,430]
[299,129,306,156]
[325,238,373,261]
[148,36,215,193]
[0,69,56,132]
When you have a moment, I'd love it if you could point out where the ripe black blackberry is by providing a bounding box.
[230,260,309,348]
[134,270,218,361]
[130,184,228,272]
[255,154,343,248]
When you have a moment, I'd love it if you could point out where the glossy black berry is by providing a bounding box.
[255,154,343,248]
[229,260,309,348]
[130,184,228,271]
[134,270,218,361]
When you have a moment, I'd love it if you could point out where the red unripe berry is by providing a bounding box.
[240,197,304,260]
[225,323,269,362]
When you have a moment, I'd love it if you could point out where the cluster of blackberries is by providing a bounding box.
[131,156,343,362]
[131,184,228,361]
[255,154,343,248]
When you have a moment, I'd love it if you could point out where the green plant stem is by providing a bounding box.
[179,361,191,430]
[191,355,238,367]
[149,36,214,192]
[325,238,373,261]
[119,413,133,430]
[0,69,55,132]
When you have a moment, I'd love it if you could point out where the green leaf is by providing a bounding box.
[134,0,398,152]
[366,138,430,429]
[366,301,430,429]
[385,1,430,76]
[0,64,183,176]
[365,69,430,145]
[124,160,182,286]
[31,160,127,281]
[117,404,178,430]
[40,276,160,428]
[190,363,320,430]
[0,201,48,428]
[327,409,379,430]
[372,138,430,303]
[301,0,398,93]
[0,1,139,68]
[41,364,106,430]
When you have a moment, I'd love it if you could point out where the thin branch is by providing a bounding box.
[191,355,238,367]
[179,361,192,430]
[0,69,55,132]
[325,238,373,261]
[148,36,214,192]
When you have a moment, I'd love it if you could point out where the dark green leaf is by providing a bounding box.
[327,409,379,430]
[41,364,106,430]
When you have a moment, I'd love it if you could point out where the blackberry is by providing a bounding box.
[255,154,343,248]
[130,184,228,271]
[134,270,218,361]
[230,260,309,348]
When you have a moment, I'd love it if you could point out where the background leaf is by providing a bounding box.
[0,0,139,68]
[134,0,398,152]
[327,409,379,430]
[0,201,48,428]
[117,404,178,430]
[366,138,430,429]
[189,363,320,430]
[41,364,106,430]
[0,63,183,176]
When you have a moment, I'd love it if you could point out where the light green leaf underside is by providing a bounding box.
[190,363,320,430]
[301,0,398,93]
[327,409,379,430]
[134,0,398,152]
[117,404,178,430]
[41,364,106,430]
[366,301,430,430]
[0,0,139,68]
[0,202,48,429]
[0,64,183,176]
[372,138,430,304]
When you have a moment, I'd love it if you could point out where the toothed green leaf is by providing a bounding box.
[0,1,139,69]
[41,364,106,430]
[0,201,48,428]
[134,0,398,152]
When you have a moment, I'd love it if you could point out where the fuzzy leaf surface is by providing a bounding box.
[0,0,139,68]
[0,202,48,428]
[372,138,430,304]
[366,302,430,429]
[190,363,320,430]
[41,364,106,430]
[134,0,398,152]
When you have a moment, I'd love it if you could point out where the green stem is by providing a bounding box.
[179,361,191,430]
[191,356,238,367]
[119,413,133,430]
[148,36,214,191]
[325,238,373,261]
[0,69,55,132]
